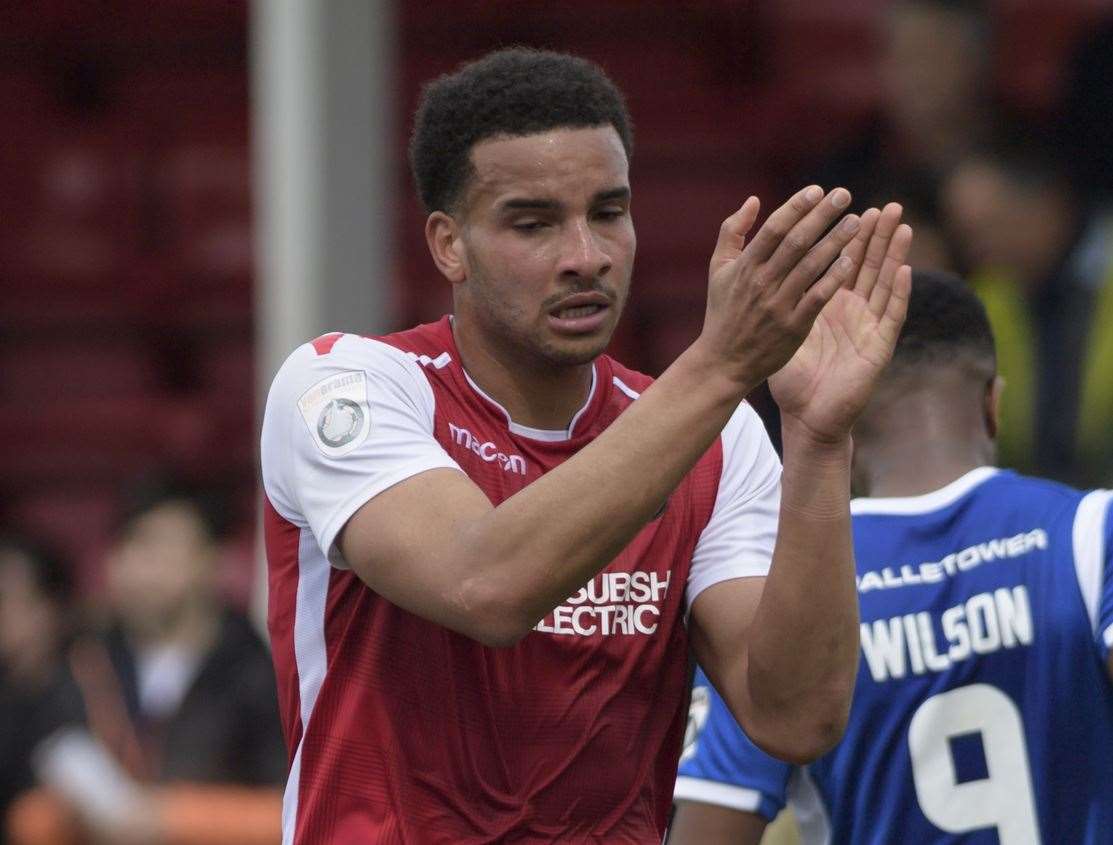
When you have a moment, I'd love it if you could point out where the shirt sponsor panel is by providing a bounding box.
[857,527,1046,682]
[535,571,671,637]
[857,528,1048,593]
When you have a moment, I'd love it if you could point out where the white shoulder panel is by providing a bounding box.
[261,334,462,568]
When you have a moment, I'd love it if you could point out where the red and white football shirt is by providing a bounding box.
[261,317,781,844]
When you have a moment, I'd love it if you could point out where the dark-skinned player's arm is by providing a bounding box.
[668,803,767,844]
[687,203,913,763]
[670,668,793,843]
[333,187,860,654]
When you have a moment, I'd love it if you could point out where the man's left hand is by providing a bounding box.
[769,202,912,443]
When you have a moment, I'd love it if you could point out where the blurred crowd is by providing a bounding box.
[790,1,1113,489]
[0,479,284,845]
[2,2,1112,842]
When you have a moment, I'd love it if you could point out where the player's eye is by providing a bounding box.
[593,207,626,222]
[512,220,548,233]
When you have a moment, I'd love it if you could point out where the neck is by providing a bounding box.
[128,597,218,656]
[854,390,994,498]
[452,319,594,431]
[856,443,987,499]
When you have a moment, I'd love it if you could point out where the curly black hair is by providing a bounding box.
[893,269,996,377]
[409,47,633,214]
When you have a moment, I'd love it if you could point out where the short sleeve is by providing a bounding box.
[261,334,462,568]
[686,403,781,611]
[675,668,791,822]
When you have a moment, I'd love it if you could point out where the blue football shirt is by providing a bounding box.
[675,468,1113,844]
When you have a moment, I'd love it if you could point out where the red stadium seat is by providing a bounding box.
[195,334,255,398]
[0,337,161,400]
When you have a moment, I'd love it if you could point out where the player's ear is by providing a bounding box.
[425,211,468,284]
[985,375,1004,440]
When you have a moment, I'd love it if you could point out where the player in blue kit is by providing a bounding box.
[670,269,1113,844]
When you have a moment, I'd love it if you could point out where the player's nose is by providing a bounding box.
[557,218,611,280]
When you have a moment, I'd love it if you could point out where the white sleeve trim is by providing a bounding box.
[686,403,781,611]
[673,776,764,812]
[1072,489,1113,633]
[786,766,832,845]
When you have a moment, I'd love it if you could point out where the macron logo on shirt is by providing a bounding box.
[448,423,527,475]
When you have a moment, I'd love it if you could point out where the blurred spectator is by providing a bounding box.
[807,0,998,202]
[5,478,285,845]
[942,139,1113,486]
[0,535,84,845]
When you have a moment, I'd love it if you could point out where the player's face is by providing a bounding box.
[450,126,635,368]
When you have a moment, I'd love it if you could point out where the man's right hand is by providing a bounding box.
[696,186,871,394]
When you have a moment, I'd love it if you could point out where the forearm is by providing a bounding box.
[740,422,858,757]
[669,801,768,845]
[153,785,282,845]
[455,342,754,638]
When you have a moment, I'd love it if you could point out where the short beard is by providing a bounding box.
[464,267,626,372]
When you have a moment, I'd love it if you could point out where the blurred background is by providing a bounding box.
[1,0,1112,842]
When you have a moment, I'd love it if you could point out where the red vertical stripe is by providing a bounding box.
[263,496,305,766]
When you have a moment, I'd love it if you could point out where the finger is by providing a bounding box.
[742,184,828,265]
[776,212,861,307]
[760,187,854,282]
[709,196,761,275]
[838,207,881,276]
[793,252,857,326]
[869,223,914,316]
[854,202,903,302]
[877,264,912,347]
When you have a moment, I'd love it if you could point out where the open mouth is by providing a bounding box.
[555,304,605,320]
[547,295,611,335]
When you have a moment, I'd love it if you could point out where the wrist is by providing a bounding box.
[677,338,759,403]
[780,414,853,455]
[780,425,853,521]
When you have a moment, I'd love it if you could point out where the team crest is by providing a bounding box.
[298,370,372,457]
